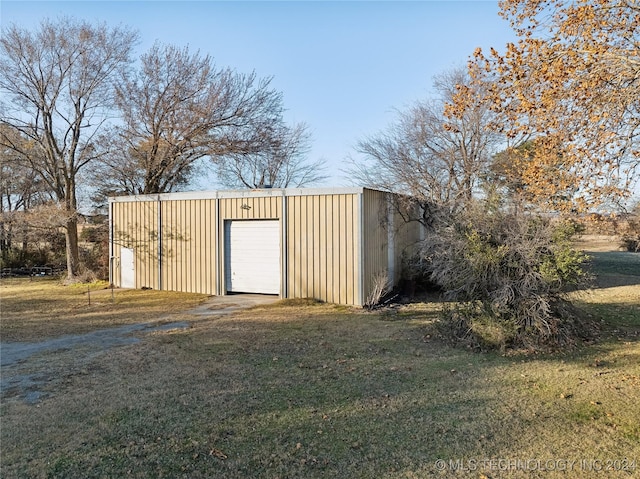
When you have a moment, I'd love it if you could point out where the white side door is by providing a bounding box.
[120,247,135,289]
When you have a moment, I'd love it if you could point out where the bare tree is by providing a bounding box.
[0,126,50,212]
[215,122,327,188]
[349,68,500,219]
[96,43,285,196]
[0,126,51,258]
[0,17,138,278]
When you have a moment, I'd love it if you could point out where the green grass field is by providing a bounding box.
[1,252,638,478]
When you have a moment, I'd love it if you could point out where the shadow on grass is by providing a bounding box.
[585,251,640,288]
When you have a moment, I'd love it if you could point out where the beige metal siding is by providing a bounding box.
[361,189,426,302]
[159,199,217,294]
[286,193,359,305]
[113,195,284,295]
[109,188,421,306]
[361,189,389,304]
[219,196,281,220]
[111,200,159,289]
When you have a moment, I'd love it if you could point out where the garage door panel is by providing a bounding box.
[225,220,280,294]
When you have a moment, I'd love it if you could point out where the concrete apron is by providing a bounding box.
[188,293,280,317]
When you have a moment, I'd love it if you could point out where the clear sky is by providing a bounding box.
[1,1,518,188]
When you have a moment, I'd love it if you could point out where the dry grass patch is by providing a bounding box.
[574,234,626,252]
[0,278,208,341]
[2,292,639,478]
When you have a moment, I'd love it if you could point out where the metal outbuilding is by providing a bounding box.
[108,187,423,306]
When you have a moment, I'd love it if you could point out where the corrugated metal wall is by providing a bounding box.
[111,200,159,290]
[110,188,424,306]
[361,190,424,303]
[361,189,390,303]
[286,193,359,305]
[219,196,281,219]
[160,199,217,294]
[111,195,284,295]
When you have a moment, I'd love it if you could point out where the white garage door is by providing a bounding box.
[225,220,280,294]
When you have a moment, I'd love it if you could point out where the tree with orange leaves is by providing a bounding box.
[466,0,639,213]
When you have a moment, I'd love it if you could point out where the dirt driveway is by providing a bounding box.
[0,294,278,404]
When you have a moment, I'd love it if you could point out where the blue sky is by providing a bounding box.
[1,1,518,188]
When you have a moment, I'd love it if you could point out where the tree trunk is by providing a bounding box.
[64,179,80,279]
[65,215,80,278]
[0,222,7,252]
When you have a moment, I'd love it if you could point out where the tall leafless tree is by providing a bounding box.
[215,122,327,188]
[0,17,138,278]
[349,68,501,221]
[96,43,285,196]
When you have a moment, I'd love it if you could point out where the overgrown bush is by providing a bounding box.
[622,235,640,252]
[0,229,66,270]
[620,217,640,252]
[423,204,595,350]
[79,224,109,279]
[78,244,108,280]
[364,270,392,308]
[400,252,441,295]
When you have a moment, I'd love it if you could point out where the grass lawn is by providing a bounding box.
[1,255,639,478]
[0,278,208,342]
